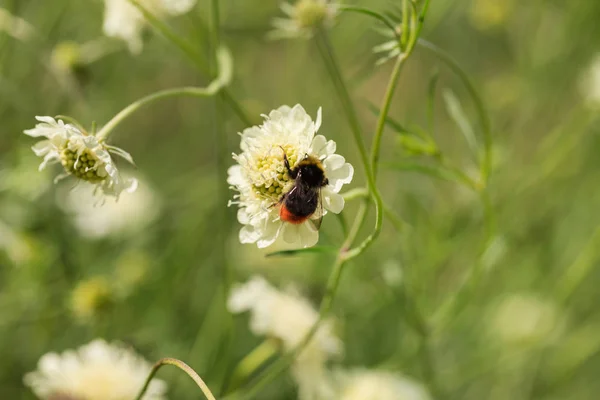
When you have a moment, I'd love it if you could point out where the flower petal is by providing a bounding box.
[322,189,344,214]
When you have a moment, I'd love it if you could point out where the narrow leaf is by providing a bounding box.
[265,246,337,258]
[442,89,479,163]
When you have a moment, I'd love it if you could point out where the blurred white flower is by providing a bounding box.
[339,370,430,400]
[228,276,342,400]
[228,104,353,248]
[488,293,563,346]
[270,0,339,39]
[24,116,137,199]
[103,0,197,54]
[580,54,600,109]
[373,26,402,66]
[24,339,166,400]
[58,177,159,239]
[0,7,35,42]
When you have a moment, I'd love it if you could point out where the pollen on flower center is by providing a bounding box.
[60,148,106,182]
[251,145,299,202]
[294,0,328,28]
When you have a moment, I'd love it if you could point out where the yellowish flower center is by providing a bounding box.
[61,148,106,182]
[295,0,328,28]
[70,277,113,320]
[49,393,82,400]
[252,144,299,202]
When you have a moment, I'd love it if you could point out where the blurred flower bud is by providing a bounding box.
[70,276,114,320]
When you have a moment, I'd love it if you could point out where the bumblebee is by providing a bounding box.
[279,152,328,227]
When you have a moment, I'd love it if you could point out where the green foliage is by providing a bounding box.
[2,0,600,399]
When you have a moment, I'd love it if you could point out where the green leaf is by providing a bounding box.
[265,246,337,258]
[418,39,493,181]
[442,89,479,163]
[427,69,439,132]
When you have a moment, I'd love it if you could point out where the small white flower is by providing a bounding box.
[580,54,600,109]
[228,276,342,400]
[58,176,160,239]
[103,0,198,54]
[24,339,166,400]
[228,104,353,249]
[488,293,563,347]
[270,0,339,39]
[339,370,430,400]
[24,116,137,199]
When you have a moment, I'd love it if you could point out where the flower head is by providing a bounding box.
[103,0,197,54]
[228,104,353,248]
[24,339,166,400]
[373,24,402,66]
[339,370,430,400]
[228,276,342,399]
[270,0,339,39]
[24,116,137,199]
[58,176,160,238]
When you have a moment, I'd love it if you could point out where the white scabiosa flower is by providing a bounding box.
[24,116,137,199]
[58,177,160,239]
[24,339,166,400]
[103,0,197,54]
[339,370,430,400]
[270,0,339,39]
[228,104,353,248]
[228,276,342,400]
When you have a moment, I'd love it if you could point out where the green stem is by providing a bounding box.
[314,28,384,258]
[338,5,399,39]
[135,358,216,400]
[127,0,253,127]
[371,53,407,179]
[314,28,372,188]
[417,38,492,183]
[96,84,224,141]
[96,45,232,141]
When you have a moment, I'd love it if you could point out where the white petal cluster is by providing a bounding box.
[488,293,563,346]
[103,0,197,54]
[228,104,353,248]
[24,339,166,400]
[58,177,160,239]
[24,116,137,199]
[228,276,342,400]
[339,370,431,400]
[271,0,339,39]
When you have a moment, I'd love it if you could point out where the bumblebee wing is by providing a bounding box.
[309,188,324,231]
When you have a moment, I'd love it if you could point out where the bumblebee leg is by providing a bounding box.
[280,146,297,179]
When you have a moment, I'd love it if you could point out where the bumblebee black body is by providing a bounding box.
[280,154,328,223]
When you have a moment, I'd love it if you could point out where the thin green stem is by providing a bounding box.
[135,358,216,400]
[371,53,407,179]
[128,0,253,127]
[314,28,372,187]
[96,84,225,141]
[401,0,409,49]
[338,5,399,39]
[315,28,384,258]
[418,38,492,183]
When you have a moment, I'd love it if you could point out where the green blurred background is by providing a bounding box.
[2,0,600,398]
